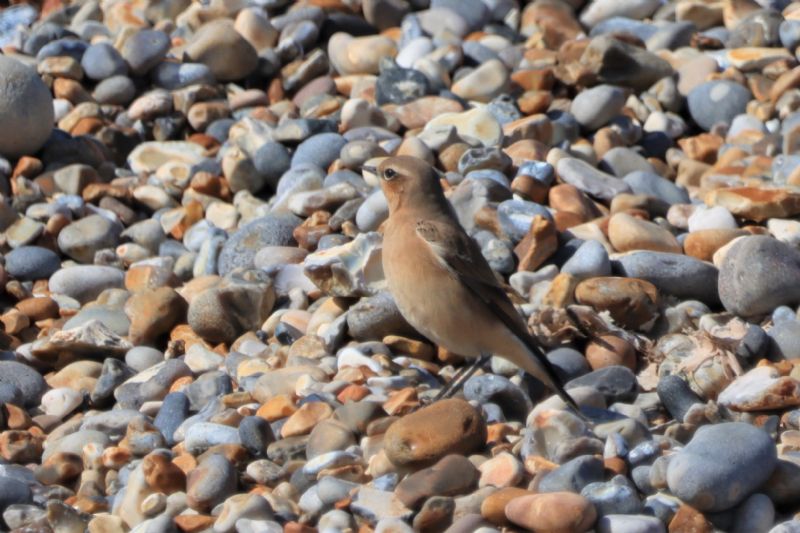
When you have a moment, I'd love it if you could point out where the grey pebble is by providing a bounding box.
[688,80,752,132]
[81,41,127,80]
[666,422,777,512]
[571,84,626,131]
[4,245,60,280]
[217,213,301,275]
[561,239,611,280]
[581,477,643,517]
[0,361,46,407]
[291,132,347,169]
[153,392,190,446]
[719,235,800,317]
[121,29,171,75]
[613,251,720,306]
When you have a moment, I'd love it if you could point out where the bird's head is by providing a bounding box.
[363,156,446,213]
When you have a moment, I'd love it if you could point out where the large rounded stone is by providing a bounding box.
[0,360,47,407]
[383,399,487,468]
[575,276,659,330]
[48,265,125,303]
[0,55,54,159]
[666,422,777,512]
[612,251,719,306]
[505,492,596,532]
[5,246,60,281]
[217,213,302,276]
[571,84,626,130]
[185,19,258,81]
[719,235,800,317]
[687,80,751,131]
[57,214,122,263]
[188,276,275,344]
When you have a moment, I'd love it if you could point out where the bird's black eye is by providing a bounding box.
[383,168,398,180]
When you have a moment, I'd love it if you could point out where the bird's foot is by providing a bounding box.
[424,353,491,405]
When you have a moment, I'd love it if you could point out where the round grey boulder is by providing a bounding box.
[48,265,125,303]
[688,80,751,131]
[4,245,60,280]
[719,235,800,317]
[571,84,626,131]
[0,360,47,407]
[666,422,777,512]
[0,55,54,159]
[217,213,301,276]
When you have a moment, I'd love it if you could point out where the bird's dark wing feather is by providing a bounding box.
[415,220,580,411]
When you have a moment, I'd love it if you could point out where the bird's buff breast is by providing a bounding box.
[382,226,484,357]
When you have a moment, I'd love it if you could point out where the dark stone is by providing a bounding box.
[153,392,190,446]
[121,29,171,75]
[395,454,479,509]
[91,358,135,407]
[538,455,605,493]
[657,374,703,422]
[463,374,532,421]
[239,416,276,458]
[547,347,592,382]
[566,365,638,403]
[217,213,302,276]
[253,142,292,191]
[375,64,430,105]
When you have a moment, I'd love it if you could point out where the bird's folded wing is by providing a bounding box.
[415,219,531,335]
[415,219,580,409]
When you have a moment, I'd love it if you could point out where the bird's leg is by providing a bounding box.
[432,353,492,402]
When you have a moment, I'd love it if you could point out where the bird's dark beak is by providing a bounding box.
[361,165,377,175]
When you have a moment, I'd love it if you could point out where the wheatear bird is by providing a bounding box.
[366,156,580,411]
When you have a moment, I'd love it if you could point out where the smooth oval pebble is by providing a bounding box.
[383,399,487,467]
[505,492,597,532]
[666,422,778,512]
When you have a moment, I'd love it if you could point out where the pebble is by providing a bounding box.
[81,42,127,80]
[185,19,258,81]
[557,158,632,202]
[608,213,681,254]
[120,29,170,76]
[718,235,800,317]
[613,251,720,305]
[395,454,479,508]
[384,399,486,467]
[666,422,778,512]
[562,240,612,280]
[538,455,605,493]
[596,514,666,533]
[217,213,301,275]
[292,132,347,169]
[57,214,122,263]
[688,80,752,131]
[187,453,238,511]
[452,59,509,103]
[571,85,627,131]
[4,246,60,280]
[505,492,597,532]
[0,55,53,159]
